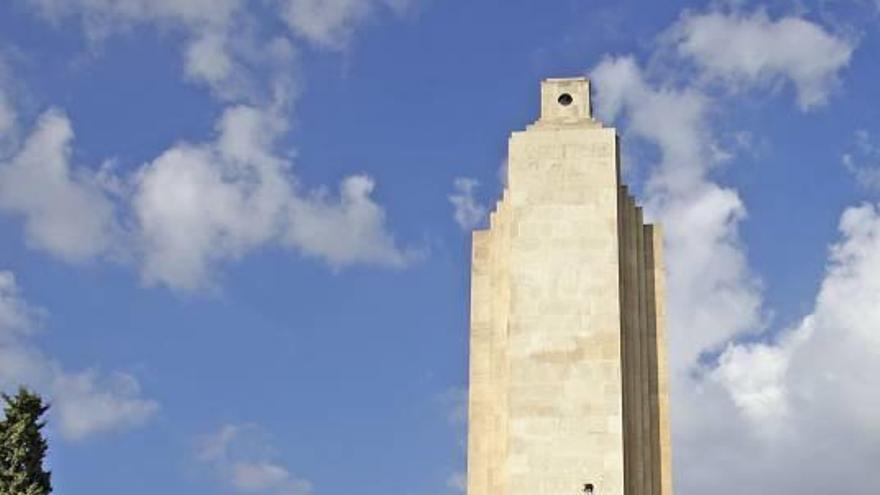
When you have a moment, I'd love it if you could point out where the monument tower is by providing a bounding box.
[467,77,673,495]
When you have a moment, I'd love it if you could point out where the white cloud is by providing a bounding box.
[0,109,120,262]
[670,10,854,110]
[279,0,370,48]
[183,30,235,86]
[712,340,792,422]
[0,270,158,440]
[132,104,413,291]
[278,0,411,49]
[197,424,312,495]
[132,105,293,290]
[0,271,43,341]
[448,177,487,231]
[0,273,51,389]
[51,370,158,440]
[683,203,880,493]
[842,129,880,189]
[285,175,415,269]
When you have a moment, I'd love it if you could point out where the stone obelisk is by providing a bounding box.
[467,77,673,495]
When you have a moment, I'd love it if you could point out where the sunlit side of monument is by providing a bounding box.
[467,78,673,495]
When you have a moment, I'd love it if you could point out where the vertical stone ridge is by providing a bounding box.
[647,225,673,495]
[618,187,633,495]
[644,224,661,495]
[636,207,654,495]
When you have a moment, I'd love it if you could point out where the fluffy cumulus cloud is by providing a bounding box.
[131,104,294,290]
[132,104,413,291]
[711,339,792,423]
[0,270,158,440]
[285,174,413,269]
[448,177,487,231]
[687,203,880,493]
[0,109,120,262]
[669,10,854,110]
[591,6,877,494]
[50,370,158,440]
[196,424,312,495]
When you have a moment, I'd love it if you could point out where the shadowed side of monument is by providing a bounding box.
[467,77,673,495]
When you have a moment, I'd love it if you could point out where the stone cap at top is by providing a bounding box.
[538,77,595,126]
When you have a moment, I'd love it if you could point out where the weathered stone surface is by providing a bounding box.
[467,78,673,495]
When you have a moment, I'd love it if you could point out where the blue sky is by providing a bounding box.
[1,1,880,494]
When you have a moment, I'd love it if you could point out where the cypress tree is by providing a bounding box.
[0,388,51,495]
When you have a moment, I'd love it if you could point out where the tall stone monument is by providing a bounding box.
[467,77,673,495]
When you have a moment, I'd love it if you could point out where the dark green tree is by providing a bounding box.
[0,388,51,495]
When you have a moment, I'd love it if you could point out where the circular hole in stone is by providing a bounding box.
[557,93,573,106]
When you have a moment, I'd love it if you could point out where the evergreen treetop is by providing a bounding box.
[0,388,52,495]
